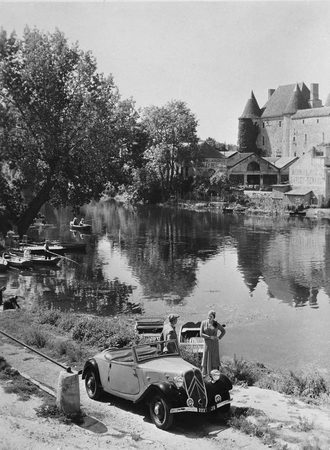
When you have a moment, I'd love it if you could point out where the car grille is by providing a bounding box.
[183,368,207,408]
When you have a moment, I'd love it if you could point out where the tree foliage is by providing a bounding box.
[140,100,199,202]
[0,27,139,234]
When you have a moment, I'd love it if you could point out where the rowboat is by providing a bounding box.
[0,257,8,272]
[3,253,33,269]
[30,256,61,266]
[9,250,61,266]
[289,210,306,217]
[178,321,226,354]
[20,241,86,254]
[178,321,204,354]
[18,244,67,256]
[135,317,165,339]
[70,221,92,232]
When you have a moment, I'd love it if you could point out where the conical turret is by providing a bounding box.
[239,91,261,119]
[284,83,310,115]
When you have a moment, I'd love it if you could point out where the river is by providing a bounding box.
[2,200,330,377]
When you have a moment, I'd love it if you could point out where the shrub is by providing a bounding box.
[22,327,48,348]
[35,307,63,326]
[257,366,329,400]
[221,355,267,385]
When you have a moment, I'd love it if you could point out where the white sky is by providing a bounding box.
[1,1,330,145]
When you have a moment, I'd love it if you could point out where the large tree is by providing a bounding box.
[140,100,199,202]
[0,27,138,235]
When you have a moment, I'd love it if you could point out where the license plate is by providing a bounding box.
[198,408,206,413]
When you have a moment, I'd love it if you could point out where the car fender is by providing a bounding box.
[81,359,102,388]
[139,381,179,404]
[219,373,233,391]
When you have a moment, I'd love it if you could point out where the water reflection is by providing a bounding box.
[3,202,330,314]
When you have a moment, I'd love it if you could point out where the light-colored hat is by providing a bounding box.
[168,314,180,322]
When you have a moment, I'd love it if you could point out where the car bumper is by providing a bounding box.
[170,397,231,413]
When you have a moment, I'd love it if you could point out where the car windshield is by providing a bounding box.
[134,340,180,362]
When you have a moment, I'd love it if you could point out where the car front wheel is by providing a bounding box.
[85,368,102,400]
[214,391,231,418]
[149,394,173,430]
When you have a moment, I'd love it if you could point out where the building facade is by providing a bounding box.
[239,82,330,204]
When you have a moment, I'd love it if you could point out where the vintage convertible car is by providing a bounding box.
[82,340,232,430]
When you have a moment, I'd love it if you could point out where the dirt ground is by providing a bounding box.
[1,337,330,450]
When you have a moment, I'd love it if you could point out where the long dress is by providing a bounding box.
[200,319,220,373]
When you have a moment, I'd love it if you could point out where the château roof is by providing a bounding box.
[291,106,330,119]
[239,91,261,119]
[261,82,310,118]
[283,84,310,115]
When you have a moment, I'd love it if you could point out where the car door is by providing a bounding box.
[107,351,140,395]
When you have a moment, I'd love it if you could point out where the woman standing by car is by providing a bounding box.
[200,310,226,376]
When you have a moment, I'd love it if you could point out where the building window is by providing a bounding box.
[303,120,305,124]
[305,134,307,143]
[279,121,281,127]
[323,133,325,143]
[293,137,295,142]
[263,122,265,128]
[317,119,319,123]
[262,137,265,145]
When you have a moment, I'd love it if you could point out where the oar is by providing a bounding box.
[47,249,81,266]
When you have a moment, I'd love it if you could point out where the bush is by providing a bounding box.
[23,327,48,348]
[221,355,268,386]
[258,366,328,400]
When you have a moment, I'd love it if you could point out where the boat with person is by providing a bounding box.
[18,241,86,255]
[69,221,92,232]
[9,249,62,266]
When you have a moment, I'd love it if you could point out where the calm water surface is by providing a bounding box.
[3,201,330,376]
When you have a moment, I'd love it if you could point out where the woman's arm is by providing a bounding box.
[217,323,226,340]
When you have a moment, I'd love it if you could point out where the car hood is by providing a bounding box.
[138,356,194,375]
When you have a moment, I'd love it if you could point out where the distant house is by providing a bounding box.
[218,153,297,188]
[198,141,227,176]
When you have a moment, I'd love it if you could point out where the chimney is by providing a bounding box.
[268,89,275,99]
[309,83,322,108]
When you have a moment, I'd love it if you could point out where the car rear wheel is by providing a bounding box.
[149,394,173,430]
[85,368,102,400]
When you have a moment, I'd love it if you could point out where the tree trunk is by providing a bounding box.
[17,181,55,236]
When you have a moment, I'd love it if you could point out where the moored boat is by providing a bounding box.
[135,317,165,339]
[3,253,33,269]
[289,210,306,217]
[9,249,61,266]
[178,321,204,354]
[19,241,86,254]
[0,257,8,272]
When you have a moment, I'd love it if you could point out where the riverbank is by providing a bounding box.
[1,308,330,448]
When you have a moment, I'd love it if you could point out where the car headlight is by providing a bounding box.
[210,369,220,382]
[173,375,184,388]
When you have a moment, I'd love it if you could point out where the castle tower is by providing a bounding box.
[238,91,261,153]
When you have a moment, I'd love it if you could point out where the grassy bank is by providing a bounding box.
[1,307,330,407]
